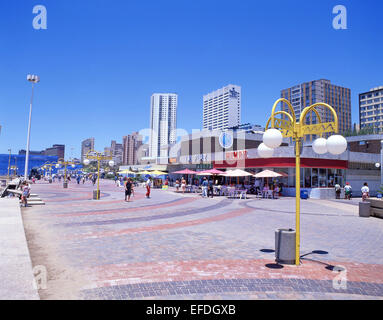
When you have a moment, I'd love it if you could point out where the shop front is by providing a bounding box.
[213,157,348,199]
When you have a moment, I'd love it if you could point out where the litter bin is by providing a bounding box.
[63,182,68,188]
[49,178,52,184]
[300,190,309,199]
[275,228,296,265]
[93,190,100,200]
[359,202,370,217]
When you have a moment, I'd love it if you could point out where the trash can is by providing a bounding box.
[93,190,100,200]
[300,189,309,199]
[359,202,370,217]
[275,228,296,265]
[49,178,52,184]
[63,182,68,188]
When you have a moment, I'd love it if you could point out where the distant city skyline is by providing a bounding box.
[1,0,382,157]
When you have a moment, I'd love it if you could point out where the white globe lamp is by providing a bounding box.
[71,164,75,168]
[258,143,274,158]
[83,159,90,166]
[312,138,328,155]
[327,135,347,155]
[108,160,115,167]
[263,128,283,149]
[55,164,60,169]
[375,163,381,168]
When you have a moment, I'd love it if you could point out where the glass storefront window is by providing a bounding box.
[312,168,318,187]
[304,168,311,188]
[319,168,327,187]
[327,169,335,187]
[334,169,344,186]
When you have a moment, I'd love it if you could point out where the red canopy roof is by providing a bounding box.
[173,169,198,174]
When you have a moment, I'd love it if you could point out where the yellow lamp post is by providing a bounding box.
[260,98,347,266]
[57,158,77,188]
[83,150,114,200]
[9,165,18,177]
[42,161,59,183]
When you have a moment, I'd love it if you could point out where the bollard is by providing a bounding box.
[275,228,296,265]
[63,182,68,188]
[359,202,370,217]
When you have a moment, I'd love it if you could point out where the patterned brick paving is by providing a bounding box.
[22,179,383,300]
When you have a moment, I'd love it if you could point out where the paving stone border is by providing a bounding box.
[81,278,383,300]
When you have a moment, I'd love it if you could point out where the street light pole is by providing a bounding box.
[24,74,40,180]
[261,99,347,266]
[84,150,114,200]
[7,149,11,181]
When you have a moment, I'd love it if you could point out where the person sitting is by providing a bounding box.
[262,185,269,198]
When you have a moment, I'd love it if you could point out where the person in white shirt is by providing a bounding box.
[361,182,370,201]
[344,182,352,200]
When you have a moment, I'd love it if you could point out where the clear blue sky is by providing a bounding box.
[0,0,382,158]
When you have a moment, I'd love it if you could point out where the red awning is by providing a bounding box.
[214,158,348,169]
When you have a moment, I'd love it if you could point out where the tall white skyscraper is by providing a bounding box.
[203,84,241,131]
[149,93,178,159]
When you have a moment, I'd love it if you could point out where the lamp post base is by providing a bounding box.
[63,182,68,188]
[93,190,100,200]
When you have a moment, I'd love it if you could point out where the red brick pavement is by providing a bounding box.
[84,258,383,289]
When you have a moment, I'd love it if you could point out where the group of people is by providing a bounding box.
[174,177,187,193]
[121,176,153,202]
[334,182,370,201]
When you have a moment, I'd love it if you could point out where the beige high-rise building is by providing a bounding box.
[123,132,142,165]
[281,79,352,134]
[111,140,123,165]
[81,138,95,163]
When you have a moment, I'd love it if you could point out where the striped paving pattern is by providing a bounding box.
[21,179,383,300]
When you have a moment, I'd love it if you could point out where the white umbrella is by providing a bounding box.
[222,169,254,177]
[254,170,282,178]
[196,172,213,176]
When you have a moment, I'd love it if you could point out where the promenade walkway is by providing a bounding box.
[0,198,39,299]
[21,179,383,300]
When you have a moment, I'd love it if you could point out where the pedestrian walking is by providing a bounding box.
[207,179,214,198]
[20,181,30,207]
[124,177,133,202]
[202,177,208,198]
[334,183,341,199]
[344,182,352,200]
[175,179,180,192]
[146,177,152,198]
[181,177,186,194]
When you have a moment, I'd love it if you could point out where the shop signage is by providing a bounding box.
[219,131,233,149]
[225,150,248,161]
[188,154,208,163]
